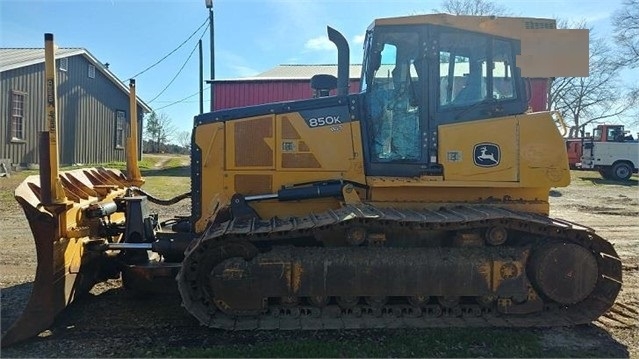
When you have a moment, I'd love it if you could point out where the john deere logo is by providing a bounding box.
[473,143,500,167]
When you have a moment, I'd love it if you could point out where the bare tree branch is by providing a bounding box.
[432,0,511,16]
[550,23,636,137]
[612,0,639,68]
[176,131,191,153]
[143,112,176,153]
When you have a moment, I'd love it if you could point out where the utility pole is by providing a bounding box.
[205,0,215,112]
[198,39,203,114]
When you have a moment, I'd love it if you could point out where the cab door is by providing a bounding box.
[361,26,437,177]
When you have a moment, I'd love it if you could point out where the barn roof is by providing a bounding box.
[256,64,362,80]
[214,64,363,82]
[0,47,151,113]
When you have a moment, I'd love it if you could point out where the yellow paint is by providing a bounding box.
[365,112,568,215]
[491,260,524,290]
[225,115,275,170]
[277,261,304,294]
[194,102,568,228]
[276,112,358,172]
[43,34,67,205]
[477,261,493,290]
[126,80,144,187]
[202,125,223,168]
[16,166,130,315]
[193,111,366,233]
[439,116,518,182]
[291,261,303,294]
[519,113,570,187]
[477,258,527,293]
[194,122,226,232]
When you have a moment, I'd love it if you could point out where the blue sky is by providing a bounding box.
[0,0,633,136]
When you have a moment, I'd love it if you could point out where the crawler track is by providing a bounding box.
[177,204,622,329]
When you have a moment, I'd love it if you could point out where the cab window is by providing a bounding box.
[366,31,422,162]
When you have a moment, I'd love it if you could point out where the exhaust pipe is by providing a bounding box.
[327,26,349,96]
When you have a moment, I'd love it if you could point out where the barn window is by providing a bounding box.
[115,110,126,149]
[10,91,26,141]
[59,58,68,71]
[88,64,96,78]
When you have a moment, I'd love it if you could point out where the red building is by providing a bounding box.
[211,65,360,111]
[211,64,550,113]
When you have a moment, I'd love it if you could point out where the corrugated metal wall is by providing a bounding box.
[1,63,45,165]
[1,55,144,166]
[213,79,360,110]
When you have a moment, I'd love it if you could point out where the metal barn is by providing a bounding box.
[1,48,150,168]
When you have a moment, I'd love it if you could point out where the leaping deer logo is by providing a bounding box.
[477,146,497,163]
[473,143,500,167]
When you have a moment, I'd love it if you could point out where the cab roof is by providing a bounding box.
[368,13,589,78]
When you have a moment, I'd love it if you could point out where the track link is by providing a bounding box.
[177,204,622,329]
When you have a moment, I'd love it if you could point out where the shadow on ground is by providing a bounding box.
[1,282,32,338]
[579,177,638,186]
[549,190,563,197]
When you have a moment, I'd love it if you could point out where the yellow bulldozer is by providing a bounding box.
[2,14,622,346]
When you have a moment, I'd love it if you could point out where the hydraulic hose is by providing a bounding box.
[129,186,191,206]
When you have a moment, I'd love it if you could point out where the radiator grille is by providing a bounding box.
[234,117,273,167]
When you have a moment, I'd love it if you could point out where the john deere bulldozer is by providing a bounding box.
[2,14,622,346]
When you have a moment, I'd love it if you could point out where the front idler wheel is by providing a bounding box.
[528,242,599,305]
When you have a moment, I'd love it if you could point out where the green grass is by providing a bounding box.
[132,327,624,358]
[102,154,184,171]
[138,328,544,358]
[1,154,191,207]
[57,154,192,197]
[141,172,191,197]
[103,154,191,196]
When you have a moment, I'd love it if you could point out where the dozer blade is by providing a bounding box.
[1,167,127,347]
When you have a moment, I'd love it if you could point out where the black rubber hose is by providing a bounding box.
[130,187,191,206]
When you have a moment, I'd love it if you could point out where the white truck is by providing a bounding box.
[578,125,639,181]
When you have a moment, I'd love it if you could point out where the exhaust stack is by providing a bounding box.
[327,26,350,96]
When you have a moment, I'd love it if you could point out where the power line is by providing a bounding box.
[127,17,209,80]
[148,21,209,104]
[153,85,211,111]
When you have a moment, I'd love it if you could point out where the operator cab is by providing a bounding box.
[360,20,527,176]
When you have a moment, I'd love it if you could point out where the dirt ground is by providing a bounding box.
[0,171,637,357]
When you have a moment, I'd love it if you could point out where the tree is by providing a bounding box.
[612,0,639,69]
[144,112,175,153]
[432,0,510,16]
[176,130,191,154]
[549,26,637,138]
